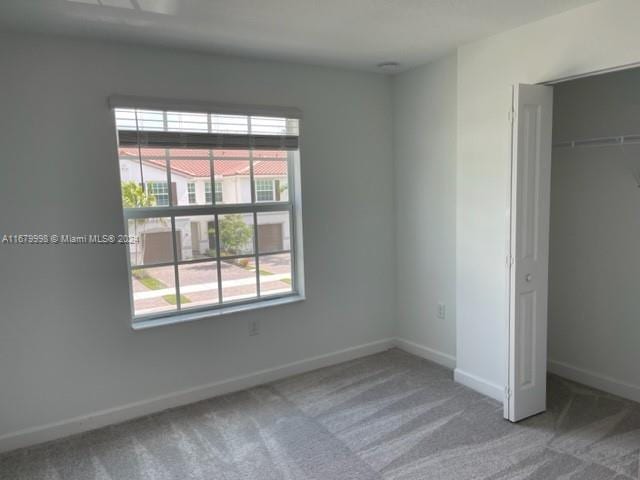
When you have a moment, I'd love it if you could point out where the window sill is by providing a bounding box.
[131,294,305,331]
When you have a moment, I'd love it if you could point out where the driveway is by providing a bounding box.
[132,253,292,315]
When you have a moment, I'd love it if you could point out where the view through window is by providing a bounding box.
[114,106,302,322]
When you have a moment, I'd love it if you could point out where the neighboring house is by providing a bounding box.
[120,147,291,263]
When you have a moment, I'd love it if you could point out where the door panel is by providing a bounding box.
[506,84,553,422]
[518,290,535,388]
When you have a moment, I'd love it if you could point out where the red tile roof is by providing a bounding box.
[119,147,287,177]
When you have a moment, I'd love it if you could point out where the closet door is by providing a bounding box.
[506,84,553,422]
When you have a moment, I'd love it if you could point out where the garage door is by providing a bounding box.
[143,230,181,263]
[258,223,283,253]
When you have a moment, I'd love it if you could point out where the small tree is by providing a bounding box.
[121,181,156,264]
[121,181,156,208]
[219,214,252,256]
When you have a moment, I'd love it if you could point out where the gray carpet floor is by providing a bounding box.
[1,348,639,479]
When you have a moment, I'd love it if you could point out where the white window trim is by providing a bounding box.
[112,99,305,329]
[132,295,305,330]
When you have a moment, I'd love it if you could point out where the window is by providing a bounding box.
[204,182,212,204]
[205,182,222,203]
[146,181,169,206]
[187,183,196,204]
[113,101,304,327]
[255,179,274,202]
[214,181,223,203]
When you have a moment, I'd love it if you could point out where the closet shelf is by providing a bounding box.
[554,134,640,149]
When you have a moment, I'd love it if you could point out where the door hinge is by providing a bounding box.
[508,107,515,125]
[505,386,512,399]
[506,255,514,268]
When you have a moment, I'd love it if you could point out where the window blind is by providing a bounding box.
[115,107,299,150]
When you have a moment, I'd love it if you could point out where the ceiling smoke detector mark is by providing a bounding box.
[377,62,401,74]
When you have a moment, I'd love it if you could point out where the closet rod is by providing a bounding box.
[553,134,640,149]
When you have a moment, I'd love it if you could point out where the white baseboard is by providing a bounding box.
[391,339,503,403]
[548,359,640,404]
[0,338,395,454]
[394,338,456,370]
[454,368,504,402]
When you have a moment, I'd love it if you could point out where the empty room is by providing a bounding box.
[1,1,639,479]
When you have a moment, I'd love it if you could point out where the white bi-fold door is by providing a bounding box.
[506,83,554,422]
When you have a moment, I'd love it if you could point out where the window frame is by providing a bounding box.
[111,99,305,329]
[214,181,223,203]
[146,181,170,206]
[187,182,196,204]
[204,181,213,204]
[203,181,223,204]
[255,179,275,202]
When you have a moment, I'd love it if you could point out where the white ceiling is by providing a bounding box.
[0,0,599,72]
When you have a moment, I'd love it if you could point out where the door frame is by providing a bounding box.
[504,86,517,420]
[504,60,640,421]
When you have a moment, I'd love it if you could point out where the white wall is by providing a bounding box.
[456,0,640,398]
[0,32,395,447]
[549,69,640,400]
[392,54,458,368]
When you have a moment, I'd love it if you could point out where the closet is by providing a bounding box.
[547,67,640,403]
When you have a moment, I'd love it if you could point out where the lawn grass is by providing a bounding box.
[162,294,191,305]
[133,269,191,305]
[240,262,274,276]
[136,275,166,291]
[281,277,291,285]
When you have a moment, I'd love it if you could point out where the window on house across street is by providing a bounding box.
[255,179,274,202]
[146,181,169,206]
[204,182,212,204]
[113,100,304,327]
[187,183,196,204]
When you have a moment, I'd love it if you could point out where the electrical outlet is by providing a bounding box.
[437,303,446,320]
[248,319,260,336]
